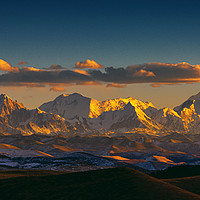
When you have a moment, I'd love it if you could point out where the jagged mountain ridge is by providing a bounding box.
[39,92,200,134]
[39,93,162,131]
[0,94,85,135]
[174,92,200,134]
[40,93,200,133]
[0,92,200,135]
[39,93,156,119]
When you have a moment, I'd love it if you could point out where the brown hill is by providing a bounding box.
[164,176,200,195]
[0,167,199,200]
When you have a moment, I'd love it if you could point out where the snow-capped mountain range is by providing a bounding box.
[1,92,200,135]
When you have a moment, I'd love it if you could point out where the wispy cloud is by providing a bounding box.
[76,81,101,85]
[17,61,28,65]
[106,83,127,88]
[48,64,65,70]
[49,86,66,92]
[75,59,104,69]
[0,82,45,87]
[73,69,90,76]
[150,83,179,87]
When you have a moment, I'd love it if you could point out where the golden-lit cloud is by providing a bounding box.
[73,69,90,76]
[0,59,19,72]
[0,59,41,73]
[0,82,45,87]
[106,83,127,88]
[75,59,104,69]
[150,83,179,87]
[151,83,160,88]
[49,86,66,92]
[133,69,155,77]
[18,61,28,65]
[1,60,200,89]
[76,81,101,85]
[18,82,45,87]
[89,62,200,85]
[21,66,42,72]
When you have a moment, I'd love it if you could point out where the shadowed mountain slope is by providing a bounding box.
[1,92,200,134]
[0,167,200,200]
[151,165,200,179]
[164,176,200,195]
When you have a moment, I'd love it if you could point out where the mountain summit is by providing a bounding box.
[39,92,200,134]
[0,94,26,118]
[0,92,200,135]
[188,92,200,101]
[0,94,85,135]
[174,92,200,133]
[39,93,160,131]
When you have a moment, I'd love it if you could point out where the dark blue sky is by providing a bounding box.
[1,0,200,68]
[1,0,200,109]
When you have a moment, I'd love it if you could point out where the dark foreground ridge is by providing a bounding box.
[0,167,200,200]
[164,176,200,196]
[151,165,200,179]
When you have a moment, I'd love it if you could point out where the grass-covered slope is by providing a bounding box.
[0,170,67,179]
[164,176,200,195]
[0,167,200,200]
[151,165,200,179]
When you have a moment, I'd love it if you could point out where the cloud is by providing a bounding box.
[21,66,42,72]
[0,59,95,88]
[46,82,75,87]
[150,83,179,87]
[0,82,45,87]
[133,69,155,77]
[89,62,200,84]
[1,60,200,88]
[75,59,104,69]
[73,69,90,76]
[0,59,41,73]
[151,83,160,88]
[106,83,127,88]
[76,81,101,85]
[0,59,19,72]
[49,86,66,92]
[0,69,92,85]
[18,61,28,65]
[48,64,65,70]
[127,62,200,83]
[89,66,134,83]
